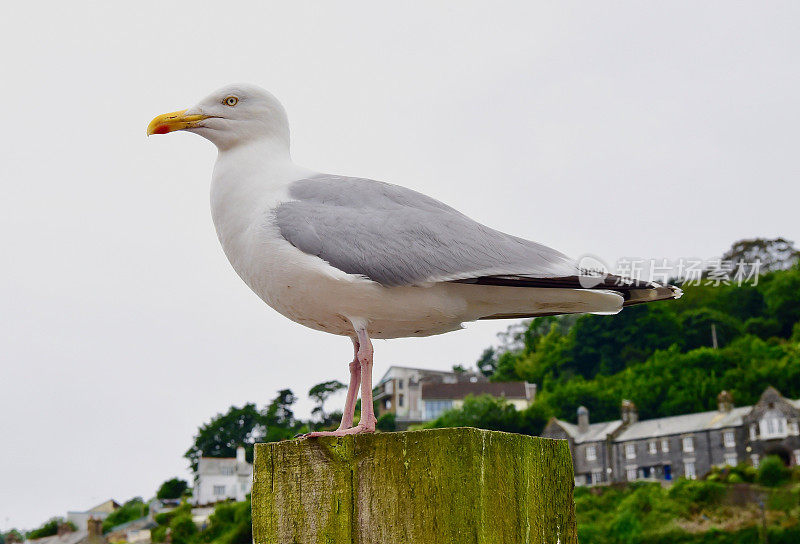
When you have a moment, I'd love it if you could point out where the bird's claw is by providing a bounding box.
[300,424,376,438]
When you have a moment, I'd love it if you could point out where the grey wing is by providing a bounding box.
[273,175,581,287]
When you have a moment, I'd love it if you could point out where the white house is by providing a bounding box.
[193,446,252,505]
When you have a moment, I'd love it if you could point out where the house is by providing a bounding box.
[192,446,252,505]
[66,500,120,535]
[373,365,536,428]
[543,386,800,486]
[25,518,106,544]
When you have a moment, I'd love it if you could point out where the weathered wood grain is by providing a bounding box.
[253,427,577,544]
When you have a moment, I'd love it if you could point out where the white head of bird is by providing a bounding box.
[147,84,290,153]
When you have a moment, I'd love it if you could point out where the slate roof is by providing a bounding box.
[197,457,252,476]
[554,419,624,444]
[25,530,88,544]
[421,381,532,400]
[614,406,751,442]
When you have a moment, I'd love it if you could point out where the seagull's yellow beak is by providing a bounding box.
[146,109,209,136]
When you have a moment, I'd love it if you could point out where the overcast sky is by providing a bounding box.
[2,0,799,530]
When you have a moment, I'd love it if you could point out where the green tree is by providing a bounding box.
[264,389,296,427]
[570,305,683,377]
[475,347,497,377]
[156,477,189,500]
[721,237,799,273]
[376,412,396,432]
[761,266,800,336]
[679,308,742,350]
[308,380,345,425]
[184,403,266,473]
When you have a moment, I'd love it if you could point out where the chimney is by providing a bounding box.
[717,390,734,413]
[87,518,103,539]
[621,399,638,425]
[577,406,589,433]
[236,446,246,464]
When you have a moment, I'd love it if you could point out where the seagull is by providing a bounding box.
[148,84,680,437]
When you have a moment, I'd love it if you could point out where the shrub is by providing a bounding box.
[149,526,166,543]
[102,498,148,532]
[376,413,396,432]
[758,455,790,487]
[26,519,76,540]
[169,515,197,544]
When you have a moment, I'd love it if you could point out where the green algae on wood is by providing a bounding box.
[252,427,578,544]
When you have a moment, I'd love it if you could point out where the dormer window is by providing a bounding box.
[759,410,787,439]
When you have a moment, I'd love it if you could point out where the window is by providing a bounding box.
[591,471,603,484]
[789,421,799,435]
[626,467,638,481]
[749,424,758,440]
[625,443,636,460]
[398,379,404,390]
[220,466,234,476]
[751,454,760,468]
[684,461,696,480]
[759,414,787,438]
[398,394,404,407]
[585,445,597,461]
[648,441,657,455]
[723,430,735,448]
[661,438,670,453]
[724,453,737,466]
[682,436,694,453]
[213,485,226,496]
[424,400,453,420]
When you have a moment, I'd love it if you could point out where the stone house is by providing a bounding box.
[543,386,800,485]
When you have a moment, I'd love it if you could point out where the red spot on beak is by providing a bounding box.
[153,125,171,135]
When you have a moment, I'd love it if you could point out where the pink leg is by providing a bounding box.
[303,327,376,438]
[337,338,361,430]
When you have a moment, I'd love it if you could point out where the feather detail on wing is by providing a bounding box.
[274,175,579,286]
[274,174,682,305]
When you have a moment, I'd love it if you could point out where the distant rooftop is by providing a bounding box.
[422,381,533,400]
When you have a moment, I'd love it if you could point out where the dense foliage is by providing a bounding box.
[575,477,800,544]
[151,499,251,544]
[102,497,148,533]
[25,519,76,540]
[156,478,190,500]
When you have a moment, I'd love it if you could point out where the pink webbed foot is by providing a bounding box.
[303,423,375,438]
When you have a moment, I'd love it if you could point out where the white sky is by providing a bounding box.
[2,0,799,530]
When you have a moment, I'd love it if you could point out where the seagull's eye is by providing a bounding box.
[224,96,239,107]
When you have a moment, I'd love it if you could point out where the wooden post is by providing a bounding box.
[252,427,578,544]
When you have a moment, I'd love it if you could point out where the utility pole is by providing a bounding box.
[711,323,719,349]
